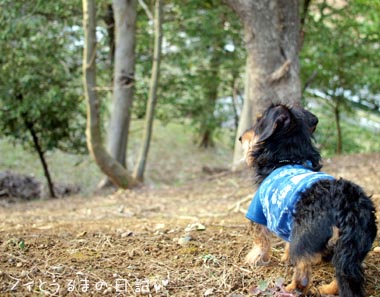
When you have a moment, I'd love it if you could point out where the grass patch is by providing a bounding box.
[2,111,379,196]
[0,121,234,195]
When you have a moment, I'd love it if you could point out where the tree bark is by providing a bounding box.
[133,0,163,181]
[82,0,135,189]
[225,0,302,168]
[107,0,137,168]
[232,59,254,169]
[98,0,137,188]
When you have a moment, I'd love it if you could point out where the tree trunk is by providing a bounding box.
[82,0,136,189]
[232,59,254,169]
[225,0,302,168]
[198,44,221,149]
[199,130,212,148]
[98,0,137,188]
[107,0,137,167]
[133,0,163,181]
[25,122,56,198]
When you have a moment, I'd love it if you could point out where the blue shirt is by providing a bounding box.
[246,164,334,242]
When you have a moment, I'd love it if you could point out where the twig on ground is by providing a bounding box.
[228,194,252,213]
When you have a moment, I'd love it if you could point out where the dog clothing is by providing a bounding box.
[246,164,334,242]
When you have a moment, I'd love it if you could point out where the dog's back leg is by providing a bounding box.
[330,226,368,297]
[286,210,333,294]
[284,254,320,293]
[329,180,377,297]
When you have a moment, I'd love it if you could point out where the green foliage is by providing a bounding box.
[302,1,380,96]
[301,0,380,154]
[1,0,379,181]
[0,0,86,154]
[312,102,380,156]
[133,0,244,145]
[0,120,232,191]
[0,138,103,194]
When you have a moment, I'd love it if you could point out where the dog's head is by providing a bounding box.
[239,104,322,178]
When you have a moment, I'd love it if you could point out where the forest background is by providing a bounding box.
[1,0,380,195]
[1,1,380,296]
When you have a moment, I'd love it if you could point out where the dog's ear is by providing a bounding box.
[258,106,291,142]
[306,110,318,133]
[289,106,318,133]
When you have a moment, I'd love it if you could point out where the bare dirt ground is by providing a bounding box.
[1,153,380,296]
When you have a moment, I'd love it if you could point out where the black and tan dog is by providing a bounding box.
[240,104,377,296]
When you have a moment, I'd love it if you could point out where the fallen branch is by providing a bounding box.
[228,194,252,213]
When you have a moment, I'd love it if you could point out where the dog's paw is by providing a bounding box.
[245,246,271,266]
[318,279,338,295]
[285,277,309,294]
[284,281,297,292]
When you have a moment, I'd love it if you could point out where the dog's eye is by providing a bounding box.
[238,136,242,142]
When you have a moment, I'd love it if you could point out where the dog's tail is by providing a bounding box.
[332,179,377,297]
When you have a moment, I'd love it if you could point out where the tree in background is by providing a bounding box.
[224,0,303,167]
[184,2,240,148]
[3,0,380,194]
[133,0,163,181]
[84,0,164,186]
[82,0,138,189]
[147,0,244,148]
[0,0,85,197]
[106,0,137,172]
[302,0,380,154]
[96,0,138,189]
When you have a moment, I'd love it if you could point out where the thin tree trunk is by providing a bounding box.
[17,93,56,198]
[133,0,163,181]
[231,73,240,132]
[334,102,343,155]
[82,0,135,189]
[25,122,56,198]
[198,44,221,148]
[199,130,212,148]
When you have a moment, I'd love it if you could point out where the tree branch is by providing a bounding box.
[138,0,153,22]
[302,69,318,93]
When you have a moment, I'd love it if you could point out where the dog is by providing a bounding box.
[239,104,377,296]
